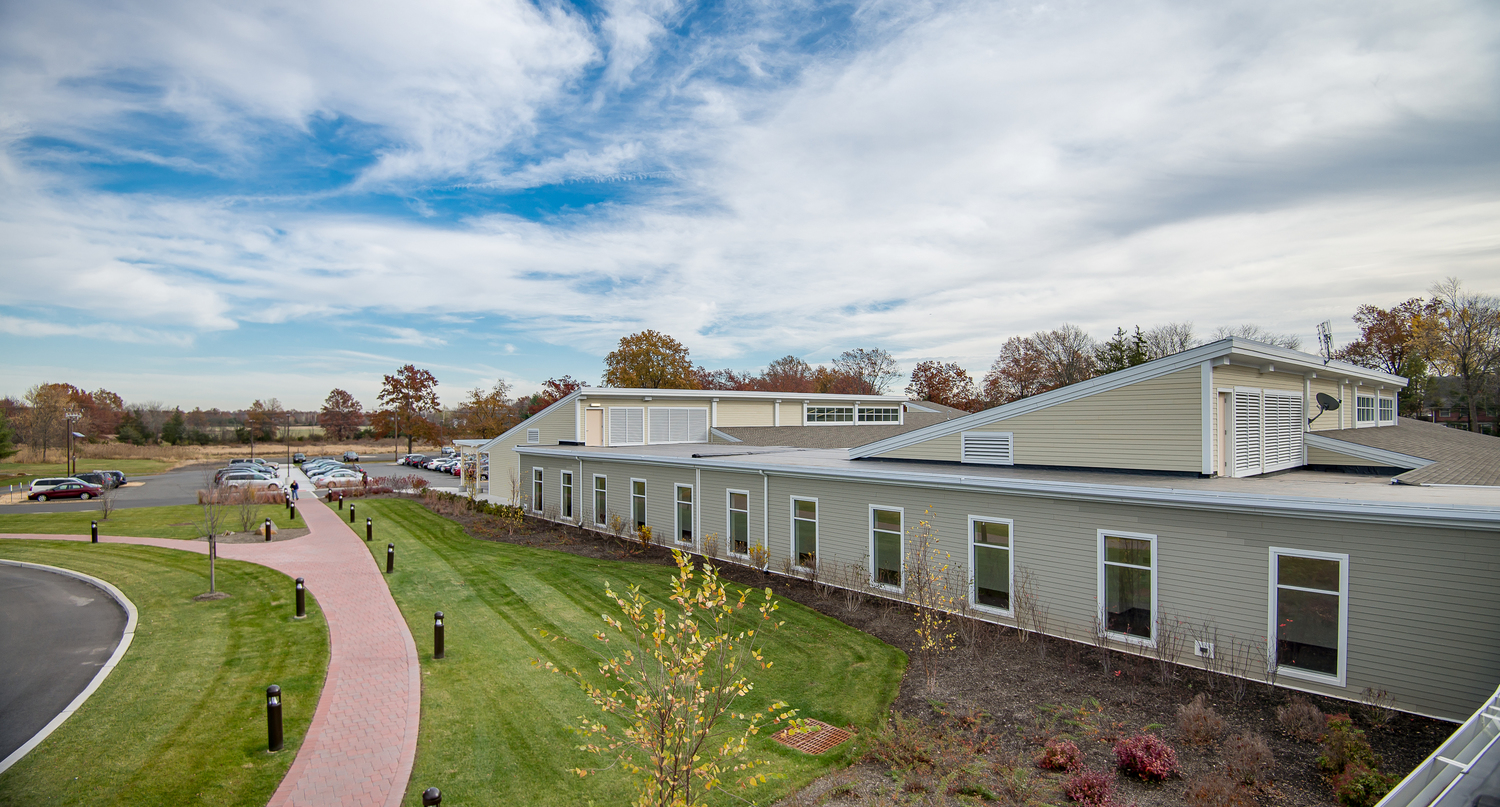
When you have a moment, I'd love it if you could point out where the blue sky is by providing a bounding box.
[2,0,1498,410]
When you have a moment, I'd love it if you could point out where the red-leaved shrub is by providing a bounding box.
[1064,767,1115,806]
[1038,738,1084,771]
[1114,733,1178,782]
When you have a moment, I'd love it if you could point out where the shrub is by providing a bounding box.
[1038,738,1084,771]
[1222,731,1275,786]
[1318,714,1380,774]
[1185,773,1253,807]
[1330,761,1397,807]
[1114,733,1177,782]
[1176,694,1226,745]
[1063,767,1115,806]
[1276,696,1325,741]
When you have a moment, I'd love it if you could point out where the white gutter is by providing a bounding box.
[1304,433,1435,470]
[1375,684,1500,807]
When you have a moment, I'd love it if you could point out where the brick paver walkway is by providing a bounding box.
[1,494,420,807]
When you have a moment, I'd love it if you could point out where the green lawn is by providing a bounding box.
[0,541,329,807]
[357,498,906,807]
[0,503,285,541]
[0,458,181,488]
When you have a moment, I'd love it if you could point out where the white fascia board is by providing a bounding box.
[476,391,584,453]
[580,388,908,404]
[850,338,1409,459]
[515,446,1500,530]
[1304,433,1435,469]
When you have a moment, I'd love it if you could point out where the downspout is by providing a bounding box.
[578,457,584,525]
[694,466,702,551]
[760,469,770,571]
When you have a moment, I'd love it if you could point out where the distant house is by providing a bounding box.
[466,338,1500,722]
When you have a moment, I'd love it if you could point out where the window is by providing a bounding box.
[526,428,540,444]
[1356,394,1375,425]
[871,507,902,589]
[675,485,694,545]
[728,491,749,555]
[806,406,854,423]
[648,407,709,443]
[970,518,1012,613]
[857,406,900,423]
[608,407,645,445]
[631,479,647,530]
[593,476,607,525]
[561,471,573,520]
[1099,531,1155,644]
[961,432,1014,465]
[531,468,543,513]
[1270,549,1347,684]
[792,498,817,568]
[1378,397,1395,425]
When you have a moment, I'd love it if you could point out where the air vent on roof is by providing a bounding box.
[961,432,1014,466]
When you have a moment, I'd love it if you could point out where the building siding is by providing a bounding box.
[715,399,776,428]
[1306,447,1391,467]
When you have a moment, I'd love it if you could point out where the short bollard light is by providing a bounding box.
[338,492,344,510]
[421,787,442,806]
[366,517,373,542]
[264,518,272,542]
[91,520,98,543]
[434,611,445,659]
[295,578,306,619]
[386,543,395,573]
[266,685,284,752]
[289,502,297,522]
[350,504,356,524]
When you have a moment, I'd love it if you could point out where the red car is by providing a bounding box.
[29,481,104,502]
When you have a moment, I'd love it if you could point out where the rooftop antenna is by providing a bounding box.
[1316,321,1333,364]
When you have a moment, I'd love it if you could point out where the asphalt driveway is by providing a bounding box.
[0,564,128,763]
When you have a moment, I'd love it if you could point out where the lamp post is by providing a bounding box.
[64,412,81,476]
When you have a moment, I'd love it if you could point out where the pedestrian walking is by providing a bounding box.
[290,479,299,501]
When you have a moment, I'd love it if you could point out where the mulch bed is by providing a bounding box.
[420,499,1453,806]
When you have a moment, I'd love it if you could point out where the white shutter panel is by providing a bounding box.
[687,408,708,442]
[647,407,710,444]
[961,432,1014,465]
[648,409,669,444]
[1263,392,1304,473]
[1233,392,1262,476]
[609,408,628,445]
[669,409,689,443]
[627,408,644,444]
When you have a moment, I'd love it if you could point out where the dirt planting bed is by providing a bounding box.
[419,498,1453,807]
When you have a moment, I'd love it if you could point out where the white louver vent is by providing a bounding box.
[608,407,645,446]
[526,428,540,444]
[1233,391,1262,476]
[648,407,709,444]
[961,432,1014,466]
[1263,391,1304,473]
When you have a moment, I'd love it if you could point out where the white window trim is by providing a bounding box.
[856,404,903,424]
[869,504,905,594]
[1268,547,1349,687]
[726,489,751,558]
[630,478,648,529]
[1355,392,1377,428]
[560,470,574,521]
[968,515,1015,618]
[592,474,608,526]
[1097,529,1158,648]
[790,496,818,570]
[804,404,856,425]
[1377,395,1397,426]
[531,467,544,514]
[674,483,695,547]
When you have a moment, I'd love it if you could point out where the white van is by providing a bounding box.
[29,477,89,494]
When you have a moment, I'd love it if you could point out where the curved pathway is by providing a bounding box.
[0,495,421,807]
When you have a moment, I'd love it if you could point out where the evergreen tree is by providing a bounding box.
[160,409,187,445]
[0,408,17,460]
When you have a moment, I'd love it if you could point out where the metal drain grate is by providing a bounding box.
[772,719,854,755]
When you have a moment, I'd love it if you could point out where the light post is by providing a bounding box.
[64,412,81,476]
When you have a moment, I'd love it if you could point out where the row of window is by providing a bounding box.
[1354,393,1397,426]
[530,470,1348,686]
[805,405,901,423]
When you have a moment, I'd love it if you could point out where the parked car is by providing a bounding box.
[440,446,456,456]
[301,460,340,473]
[29,481,103,502]
[293,452,306,463]
[28,477,89,494]
[215,467,278,485]
[219,472,281,490]
[342,450,360,462]
[312,470,363,488]
[75,471,122,489]
[399,454,427,466]
[229,458,279,471]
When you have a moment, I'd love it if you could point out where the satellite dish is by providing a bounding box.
[1316,392,1340,411]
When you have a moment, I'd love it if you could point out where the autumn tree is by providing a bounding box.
[1095,327,1149,374]
[760,355,817,393]
[1423,278,1500,432]
[1209,324,1302,350]
[604,330,699,389]
[319,388,366,441]
[693,367,758,391]
[906,361,981,411]
[376,365,441,454]
[20,383,76,461]
[246,399,284,443]
[459,381,514,438]
[833,348,900,394]
[982,336,1050,405]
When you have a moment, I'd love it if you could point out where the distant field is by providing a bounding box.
[0,458,181,488]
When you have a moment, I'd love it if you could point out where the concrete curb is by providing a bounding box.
[0,559,139,775]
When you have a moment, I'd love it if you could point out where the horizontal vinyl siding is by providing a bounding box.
[1002,369,1201,471]
[1308,378,1344,432]
[1306,447,1391,467]
[715,400,776,427]
[878,433,961,462]
[535,455,1499,720]
[777,401,800,426]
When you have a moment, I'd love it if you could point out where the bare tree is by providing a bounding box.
[1032,325,1098,387]
[1209,324,1302,350]
[833,348,901,394]
[200,471,229,595]
[1143,322,1197,359]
